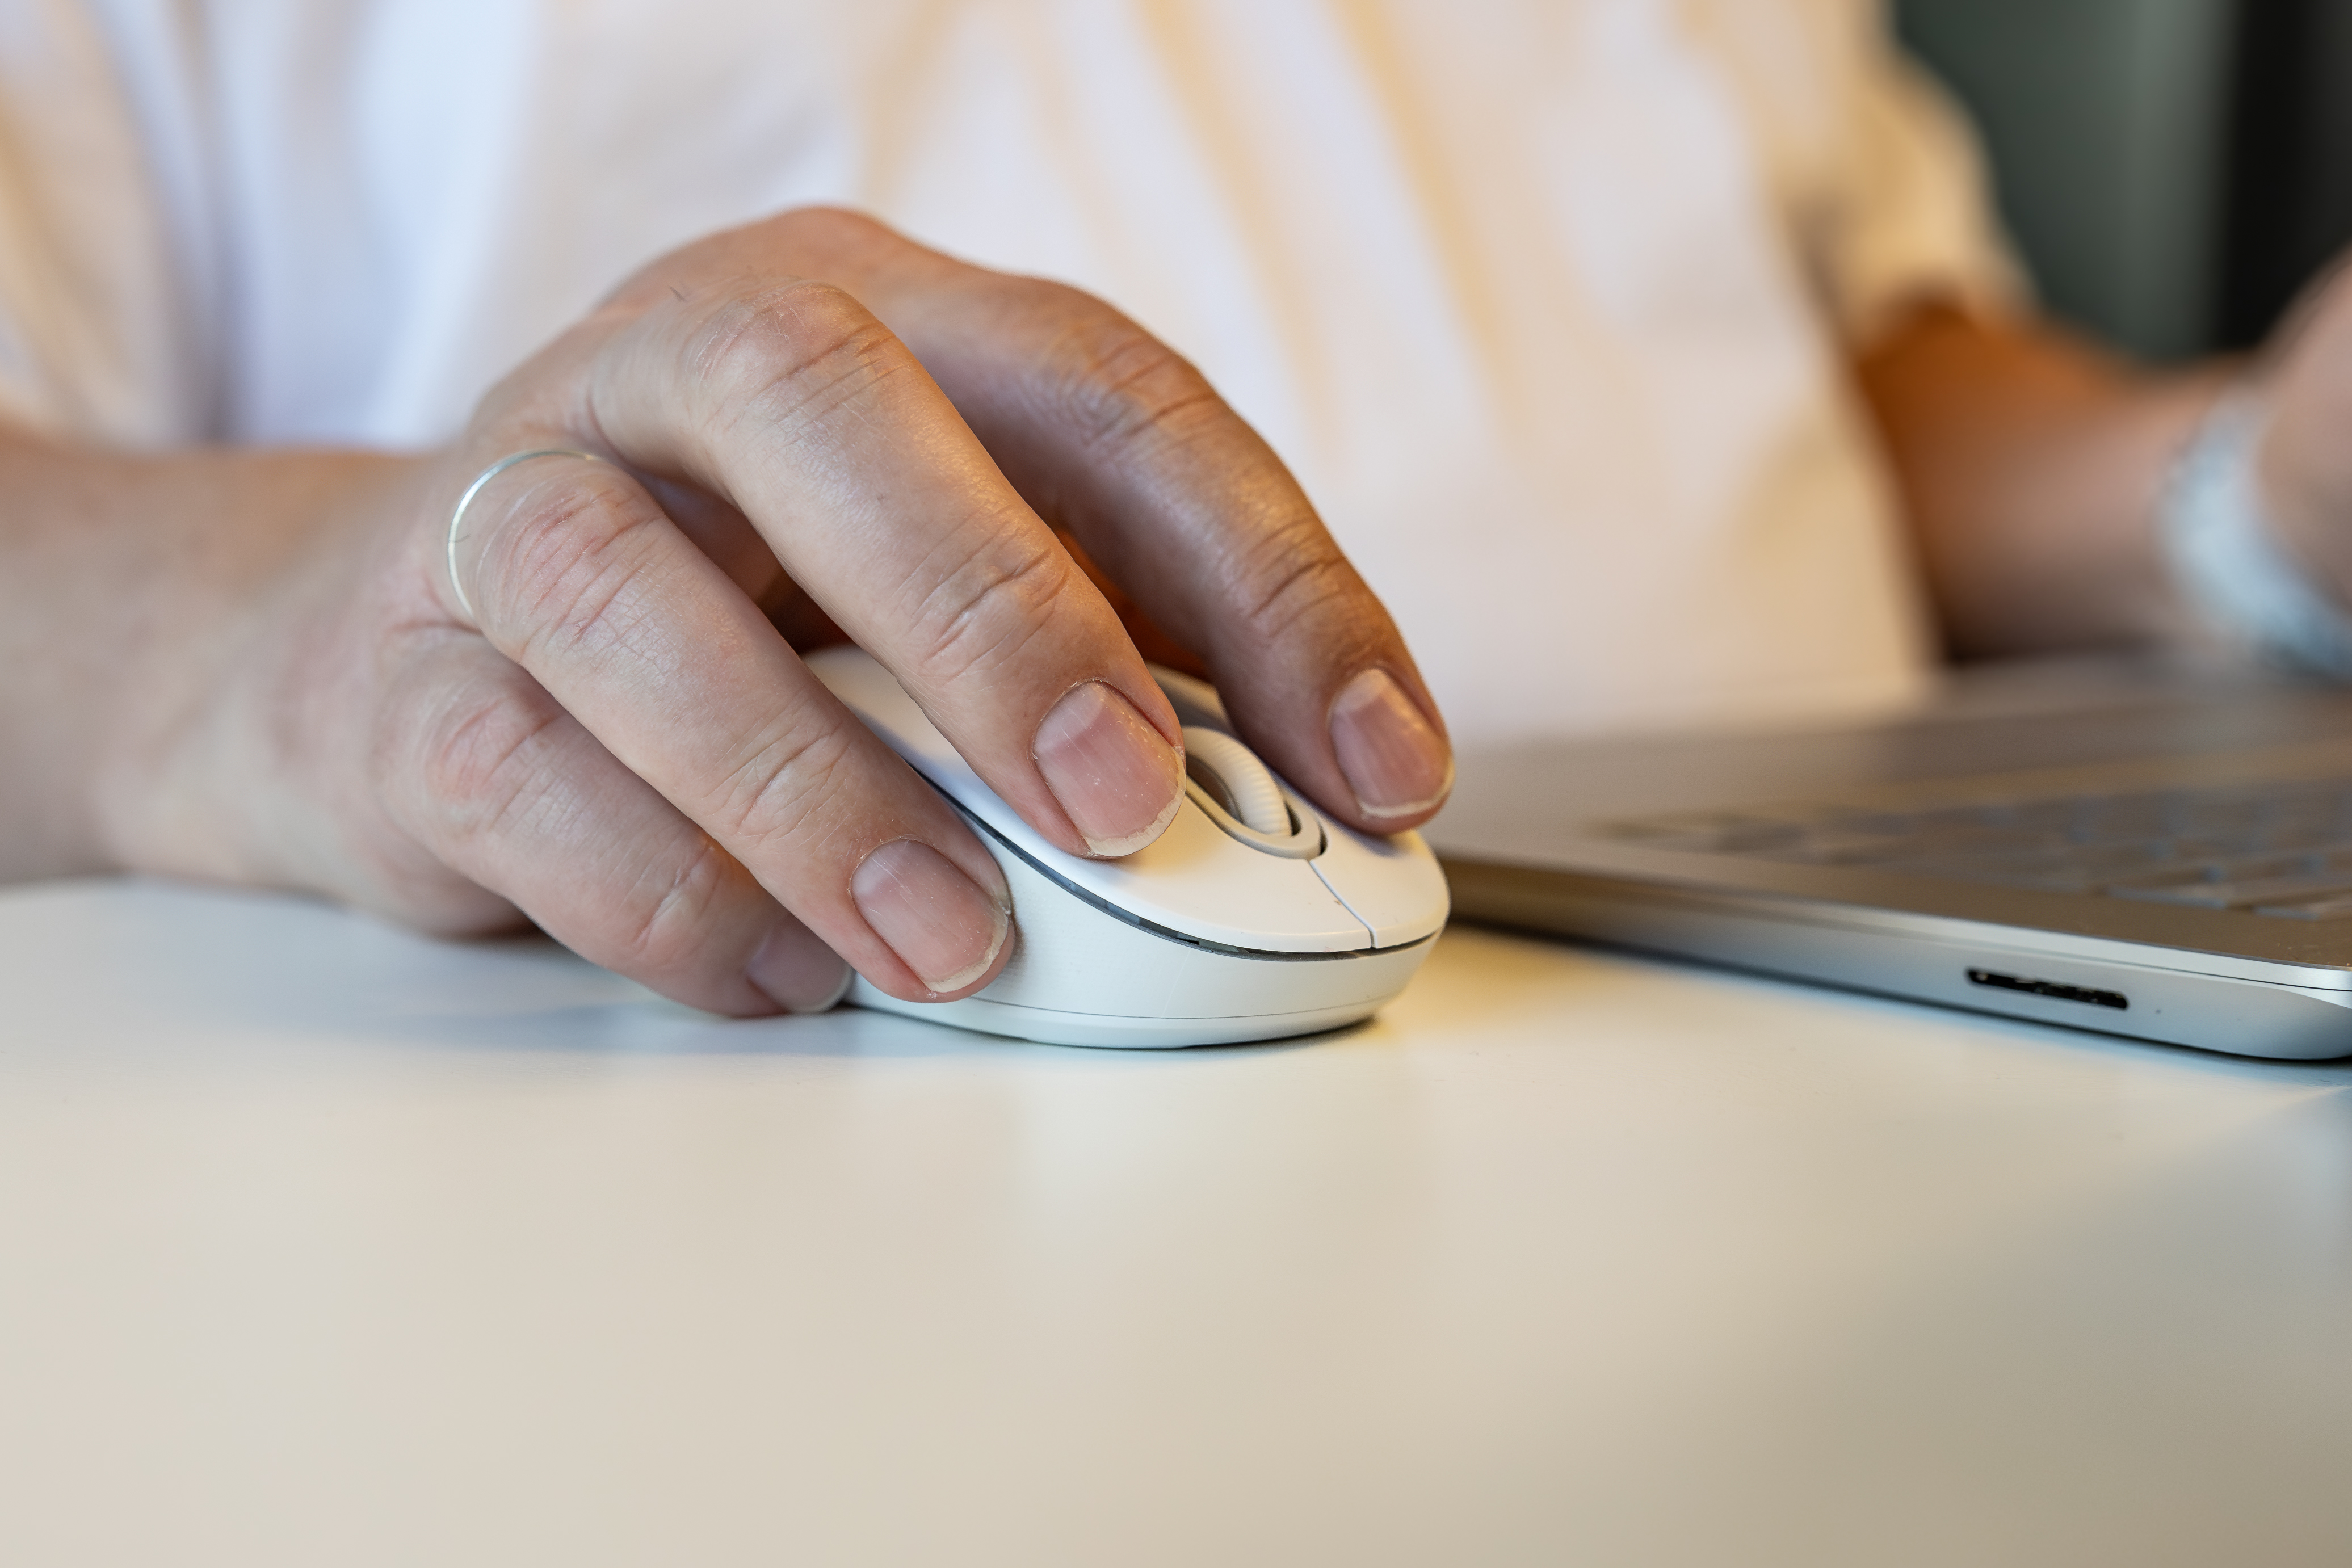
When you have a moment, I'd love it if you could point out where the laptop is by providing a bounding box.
[1425,653,2352,1060]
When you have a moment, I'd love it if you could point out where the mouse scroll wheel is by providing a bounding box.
[1180,726,1290,835]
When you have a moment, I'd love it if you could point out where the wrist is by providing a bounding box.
[60,446,426,887]
[0,435,162,880]
[2158,387,2352,678]
[2256,411,2352,608]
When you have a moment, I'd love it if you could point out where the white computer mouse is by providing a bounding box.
[806,646,1450,1047]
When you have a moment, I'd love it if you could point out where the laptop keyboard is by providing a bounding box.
[1602,776,2352,920]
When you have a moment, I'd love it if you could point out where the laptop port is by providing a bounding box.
[1967,968,2127,1010]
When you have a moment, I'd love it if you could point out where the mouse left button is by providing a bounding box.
[803,646,967,780]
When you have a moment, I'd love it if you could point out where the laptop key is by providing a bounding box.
[2112,872,2352,910]
[1603,780,2352,915]
[1913,862,2116,893]
[1915,842,2194,891]
[2253,893,2352,920]
[1762,833,1914,865]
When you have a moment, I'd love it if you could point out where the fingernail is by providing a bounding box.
[1329,668,1452,819]
[746,918,854,1015]
[1033,680,1185,856]
[851,838,1011,995]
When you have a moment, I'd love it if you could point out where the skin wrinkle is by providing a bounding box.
[489,491,775,741]
[894,518,1078,688]
[393,634,774,1001]
[682,282,918,466]
[1101,381,1227,459]
[487,713,645,853]
[372,717,560,933]
[1066,364,1228,459]
[1046,313,1227,461]
[716,320,917,462]
[1230,542,1363,653]
[407,662,751,988]
[637,297,1015,640]
[469,725,751,995]
[550,570,679,676]
[616,830,741,975]
[415,680,573,850]
[1215,506,1330,623]
[934,296,1228,537]
[566,285,785,493]
[895,347,1215,704]
[504,746,613,860]
[708,711,863,859]
[486,476,678,660]
[679,276,868,388]
[989,349,1316,643]
[359,644,526,903]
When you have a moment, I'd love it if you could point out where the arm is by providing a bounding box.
[1854,265,2352,661]
[0,442,415,885]
[1853,303,2224,658]
[0,208,1453,1014]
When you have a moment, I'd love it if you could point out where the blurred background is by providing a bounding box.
[1896,0,2352,360]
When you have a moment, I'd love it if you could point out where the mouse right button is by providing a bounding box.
[1308,820,1451,948]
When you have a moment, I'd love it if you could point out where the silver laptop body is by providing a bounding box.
[1427,655,2352,1060]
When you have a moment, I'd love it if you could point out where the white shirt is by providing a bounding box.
[0,0,2017,745]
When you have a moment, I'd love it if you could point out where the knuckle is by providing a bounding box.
[900,523,1082,683]
[685,279,912,439]
[1036,297,1224,455]
[1233,527,1364,646]
[768,204,894,253]
[408,671,569,846]
[484,476,668,661]
[614,832,745,976]
[707,705,862,852]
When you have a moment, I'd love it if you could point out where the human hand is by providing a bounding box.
[98,209,1451,1015]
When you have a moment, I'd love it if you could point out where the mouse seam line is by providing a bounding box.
[919,776,1421,962]
[1309,859,1383,950]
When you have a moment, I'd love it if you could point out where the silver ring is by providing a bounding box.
[445,448,608,623]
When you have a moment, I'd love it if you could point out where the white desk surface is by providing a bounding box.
[5,878,2351,1566]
